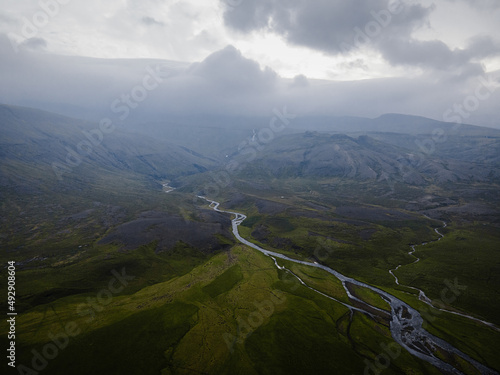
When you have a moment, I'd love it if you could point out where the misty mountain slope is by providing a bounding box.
[122,113,500,164]
[371,114,500,136]
[367,132,500,165]
[286,113,500,136]
[234,132,500,185]
[123,117,265,160]
[0,104,219,191]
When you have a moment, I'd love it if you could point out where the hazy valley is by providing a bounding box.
[2,4,500,373]
[1,102,499,374]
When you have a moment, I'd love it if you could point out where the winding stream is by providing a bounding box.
[389,222,499,331]
[200,196,499,375]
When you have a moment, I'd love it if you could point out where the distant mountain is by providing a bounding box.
[233,132,500,185]
[286,113,500,136]
[120,112,500,162]
[0,104,218,193]
[3,104,498,191]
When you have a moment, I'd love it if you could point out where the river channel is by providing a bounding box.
[200,196,498,375]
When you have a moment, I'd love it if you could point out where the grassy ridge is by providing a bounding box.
[2,244,448,375]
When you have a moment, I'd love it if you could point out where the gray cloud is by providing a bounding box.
[465,35,500,59]
[0,33,498,128]
[379,38,465,70]
[447,0,500,9]
[19,37,47,51]
[339,59,369,72]
[141,16,164,26]
[0,35,278,117]
[290,74,309,89]
[220,0,500,77]
[221,0,433,54]
[378,35,500,76]
[186,45,278,93]
[0,13,17,25]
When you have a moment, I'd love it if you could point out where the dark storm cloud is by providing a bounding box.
[379,36,500,70]
[221,0,432,54]
[465,35,500,60]
[220,0,500,75]
[377,35,500,80]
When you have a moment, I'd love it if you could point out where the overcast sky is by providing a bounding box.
[1,0,499,127]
